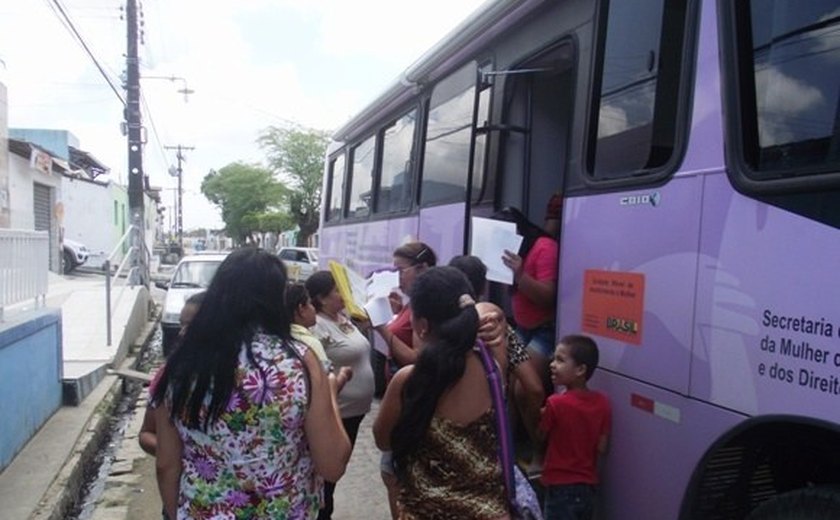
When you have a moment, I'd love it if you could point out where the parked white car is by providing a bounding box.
[62,238,89,274]
[277,247,319,281]
[156,252,227,355]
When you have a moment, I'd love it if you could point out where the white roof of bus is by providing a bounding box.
[331,0,544,143]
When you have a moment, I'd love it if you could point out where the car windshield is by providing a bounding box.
[171,261,221,288]
[310,250,318,261]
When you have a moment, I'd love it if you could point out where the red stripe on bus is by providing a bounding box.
[631,393,654,413]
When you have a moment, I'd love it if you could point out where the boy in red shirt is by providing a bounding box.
[538,335,611,520]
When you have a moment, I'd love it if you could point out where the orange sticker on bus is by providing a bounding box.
[581,269,645,345]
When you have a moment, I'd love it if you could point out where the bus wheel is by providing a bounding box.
[747,487,840,520]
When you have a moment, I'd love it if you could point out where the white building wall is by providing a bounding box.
[0,81,9,228]
[61,176,112,267]
[8,154,61,229]
[8,153,62,271]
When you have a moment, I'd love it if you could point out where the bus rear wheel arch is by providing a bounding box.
[682,417,840,519]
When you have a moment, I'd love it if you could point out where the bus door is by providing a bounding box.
[485,42,577,313]
[495,41,575,232]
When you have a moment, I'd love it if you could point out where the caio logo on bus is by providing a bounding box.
[620,191,661,207]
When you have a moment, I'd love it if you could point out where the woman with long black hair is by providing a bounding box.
[153,248,350,519]
[373,266,509,519]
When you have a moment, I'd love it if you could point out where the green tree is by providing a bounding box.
[258,212,294,234]
[201,162,288,245]
[258,126,329,247]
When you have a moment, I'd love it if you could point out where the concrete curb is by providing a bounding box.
[30,315,161,520]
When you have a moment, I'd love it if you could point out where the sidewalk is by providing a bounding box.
[0,269,155,520]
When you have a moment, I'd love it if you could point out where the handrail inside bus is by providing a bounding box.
[481,67,554,78]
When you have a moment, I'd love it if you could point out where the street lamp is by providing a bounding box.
[140,75,194,102]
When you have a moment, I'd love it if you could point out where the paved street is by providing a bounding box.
[90,374,391,519]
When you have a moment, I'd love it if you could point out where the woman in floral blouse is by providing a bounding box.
[152,248,351,519]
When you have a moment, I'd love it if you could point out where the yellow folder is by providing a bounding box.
[328,260,368,320]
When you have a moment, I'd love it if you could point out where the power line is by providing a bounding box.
[139,91,170,171]
[47,0,125,106]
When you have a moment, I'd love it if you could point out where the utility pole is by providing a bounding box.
[165,145,194,253]
[125,0,146,286]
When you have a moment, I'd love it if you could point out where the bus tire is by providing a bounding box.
[747,487,840,520]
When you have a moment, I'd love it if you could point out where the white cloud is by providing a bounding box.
[316,1,476,60]
[597,105,629,139]
[755,66,824,147]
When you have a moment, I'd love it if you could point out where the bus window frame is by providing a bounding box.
[373,106,421,216]
[418,60,482,209]
[345,132,379,221]
[470,59,495,206]
[720,0,840,195]
[579,0,698,192]
[324,150,347,226]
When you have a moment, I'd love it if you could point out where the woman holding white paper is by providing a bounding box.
[372,240,437,519]
[495,206,559,393]
[305,270,375,520]
[373,241,437,368]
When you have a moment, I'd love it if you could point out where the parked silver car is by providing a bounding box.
[277,247,318,281]
[155,252,227,355]
[62,238,89,274]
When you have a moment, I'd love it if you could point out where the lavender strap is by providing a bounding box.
[476,340,516,503]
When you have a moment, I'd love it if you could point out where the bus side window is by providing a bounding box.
[739,0,840,176]
[588,0,689,180]
[376,109,417,214]
[420,61,478,206]
[725,0,840,229]
[348,135,376,219]
[326,153,345,223]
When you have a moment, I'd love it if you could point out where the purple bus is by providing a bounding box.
[320,0,840,517]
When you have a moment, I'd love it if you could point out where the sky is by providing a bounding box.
[0,0,486,231]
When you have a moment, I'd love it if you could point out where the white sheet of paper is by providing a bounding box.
[367,269,399,300]
[364,270,400,349]
[364,296,394,327]
[470,217,523,285]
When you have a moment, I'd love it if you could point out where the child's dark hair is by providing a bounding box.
[448,255,487,297]
[285,283,309,316]
[304,271,336,312]
[393,241,437,267]
[560,334,600,380]
[391,267,478,478]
